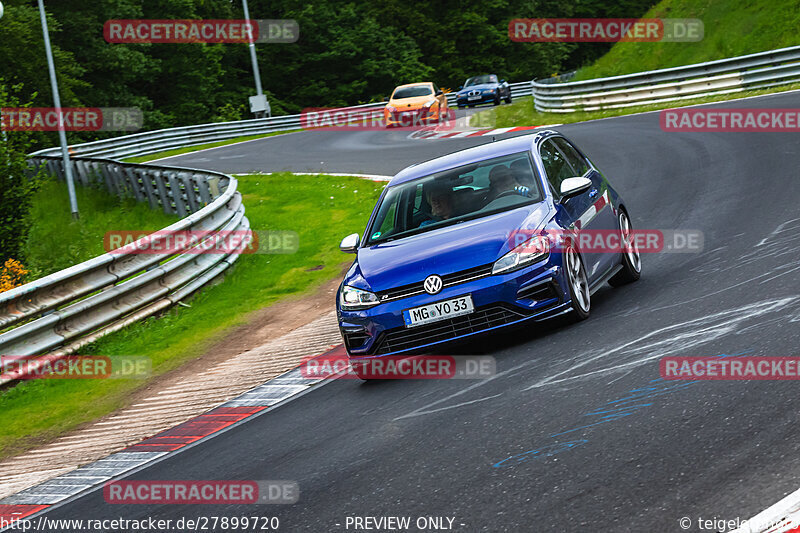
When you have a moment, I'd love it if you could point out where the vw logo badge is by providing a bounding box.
[423,275,443,295]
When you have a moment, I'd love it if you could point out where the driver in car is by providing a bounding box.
[485,165,531,203]
[420,183,455,227]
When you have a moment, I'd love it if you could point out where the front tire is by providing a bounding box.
[505,93,512,104]
[609,210,642,287]
[493,95,501,106]
[565,244,591,320]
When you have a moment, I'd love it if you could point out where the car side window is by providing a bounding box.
[540,139,577,198]
[552,137,590,177]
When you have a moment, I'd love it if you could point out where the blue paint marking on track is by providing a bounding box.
[492,440,589,468]
[492,352,751,468]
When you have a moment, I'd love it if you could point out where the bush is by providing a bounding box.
[0,81,45,264]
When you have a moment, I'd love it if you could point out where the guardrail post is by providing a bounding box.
[151,170,171,214]
[139,168,160,210]
[122,166,144,202]
[166,171,186,217]
[179,172,200,213]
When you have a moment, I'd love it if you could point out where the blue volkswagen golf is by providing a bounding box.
[336,131,641,368]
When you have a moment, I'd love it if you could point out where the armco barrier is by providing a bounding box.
[532,45,800,112]
[0,155,249,385]
[31,84,533,160]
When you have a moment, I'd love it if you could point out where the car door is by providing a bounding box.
[539,139,606,283]
[551,137,619,275]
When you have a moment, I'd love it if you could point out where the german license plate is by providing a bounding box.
[468,95,481,100]
[403,295,474,328]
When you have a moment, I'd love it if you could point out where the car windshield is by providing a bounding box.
[392,85,433,99]
[465,75,497,86]
[366,152,543,245]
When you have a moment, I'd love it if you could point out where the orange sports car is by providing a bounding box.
[383,82,450,128]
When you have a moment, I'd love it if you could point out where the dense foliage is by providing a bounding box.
[0,82,44,267]
[0,0,655,149]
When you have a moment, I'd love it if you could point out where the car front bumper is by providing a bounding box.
[338,258,572,359]
[457,93,497,106]
[384,108,442,127]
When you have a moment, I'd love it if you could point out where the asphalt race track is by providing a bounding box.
[38,92,800,531]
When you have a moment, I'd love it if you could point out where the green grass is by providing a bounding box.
[24,179,180,280]
[575,0,800,80]
[474,0,800,130]
[123,130,295,164]
[471,82,800,129]
[1,173,385,459]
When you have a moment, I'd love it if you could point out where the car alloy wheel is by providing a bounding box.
[565,245,590,319]
[609,210,642,286]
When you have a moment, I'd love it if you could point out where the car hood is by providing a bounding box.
[352,202,551,292]
[387,95,435,109]
[458,83,498,94]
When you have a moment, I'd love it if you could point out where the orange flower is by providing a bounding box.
[0,258,28,293]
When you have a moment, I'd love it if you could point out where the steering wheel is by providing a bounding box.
[495,189,521,199]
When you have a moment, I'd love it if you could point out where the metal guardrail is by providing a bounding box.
[32,83,533,160]
[532,45,800,112]
[6,81,534,383]
[0,155,249,385]
[14,44,798,381]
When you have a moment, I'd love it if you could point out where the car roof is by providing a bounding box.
[394,82,434,90]
[388,131,559,186]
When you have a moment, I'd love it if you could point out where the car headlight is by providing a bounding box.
[340,286,380,310]
[492,234,550,275]
[486,89,496,93]
[423,98,436,108]
[385,105,396,113]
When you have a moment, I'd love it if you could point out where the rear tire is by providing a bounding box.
[609,210,642,287]
[565,244,591,321]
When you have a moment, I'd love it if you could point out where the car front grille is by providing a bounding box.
[376,264,494,302]
[370,304,529,355]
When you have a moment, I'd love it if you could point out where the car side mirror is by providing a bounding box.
[457,85,463,90]
[435,89,443,96]
[500,79,506,83]
[559,177,592,202]
[383,96,389,102]
[340,233,360,253]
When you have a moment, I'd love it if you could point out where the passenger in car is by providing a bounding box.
[485,165,530,203]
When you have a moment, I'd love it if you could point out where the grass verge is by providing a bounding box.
[23,179,180,280]
[471,82,800,129]
[575,0,800,80]
[1,173,384,460]
[122,130,296,164]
